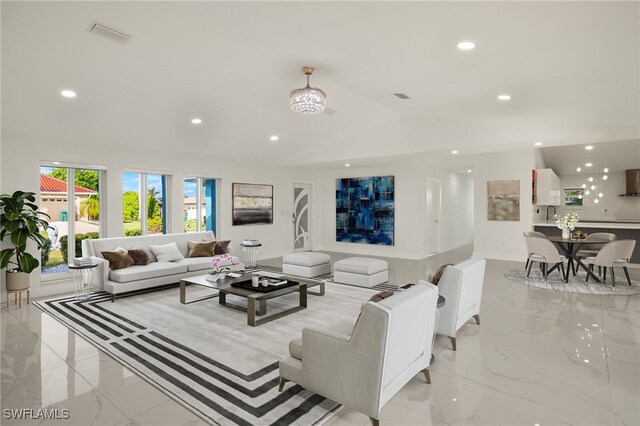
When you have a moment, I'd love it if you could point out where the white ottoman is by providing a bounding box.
[333,257,388,288]
[282,252,331,278]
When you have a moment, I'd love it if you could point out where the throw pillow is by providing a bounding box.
[187,240,216,258]
[101,251,134,270]
[368,290,396,303]
[149,242,185,262]
[133,246,156,263]
[128,249,150,265]
[431,264,453,285]
[214,240,231,255]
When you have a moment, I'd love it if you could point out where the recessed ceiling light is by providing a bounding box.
[576,167,582,172]
[467,169,472,173]
[585,163,592,167]
[451,150,459,154]
[456,41,476,51]
[534,142,542,146]
[270,135,279,142]
[191,118,202,125]
[497,94,511,101]
[345,163,350,167]
[60,90,76,98]
[585,145,594,150]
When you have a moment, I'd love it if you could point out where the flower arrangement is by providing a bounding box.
[554,211,580,231]
[211,253,236,275]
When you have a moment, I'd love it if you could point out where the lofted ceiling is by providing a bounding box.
[2,1,639,167]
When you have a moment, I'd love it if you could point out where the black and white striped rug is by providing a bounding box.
[34,286,344,425]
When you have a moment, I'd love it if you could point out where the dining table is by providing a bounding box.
[545,236,610,283]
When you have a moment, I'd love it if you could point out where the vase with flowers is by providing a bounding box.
[209,253,236,281]
[554,211,580,239]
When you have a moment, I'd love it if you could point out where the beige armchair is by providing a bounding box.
[576,233,616,276]
[278,281,439,425]
[525,236,567,282]
[524,231,547,270]
[584,240,636,287]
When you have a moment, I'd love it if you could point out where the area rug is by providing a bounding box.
[505,269,640,295]
[34,279,378,425]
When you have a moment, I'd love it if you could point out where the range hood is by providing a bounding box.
[619,169,640,197]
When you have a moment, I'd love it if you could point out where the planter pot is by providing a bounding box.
[562,229,571,240]
[6,271,31,291]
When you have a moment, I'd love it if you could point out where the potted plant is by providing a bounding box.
[0,191,50,291]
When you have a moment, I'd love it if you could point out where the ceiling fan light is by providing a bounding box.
[290,66,326,114]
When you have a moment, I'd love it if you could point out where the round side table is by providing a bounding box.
[240,242,262,268]
[68,263,98,301]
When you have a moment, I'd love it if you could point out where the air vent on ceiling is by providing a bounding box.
[394,93,410,99]
[323,108,338,116]
[88,21,131,44]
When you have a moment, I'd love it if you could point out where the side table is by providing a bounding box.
[241,242,262,268]
[68,263,98,301]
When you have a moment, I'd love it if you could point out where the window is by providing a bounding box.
[40,164,105,279]
[123,172,170,236]
[183,177,218,233]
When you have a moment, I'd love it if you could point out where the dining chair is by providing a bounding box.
[584,240,636,287]
[525,236,567,283]
[523,231,547,270]
[576,233,616,277]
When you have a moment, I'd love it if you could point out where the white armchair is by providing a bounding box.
[278,281,439,425]
[436,258,486,351]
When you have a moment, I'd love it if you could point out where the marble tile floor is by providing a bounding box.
[1,244,639,425]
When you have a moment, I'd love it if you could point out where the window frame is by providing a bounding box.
[122,169,172,236]
[39,161,106,282]
[183,175,221,235]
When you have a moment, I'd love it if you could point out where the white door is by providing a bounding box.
[293,183,312,251]
[426,178,441,255]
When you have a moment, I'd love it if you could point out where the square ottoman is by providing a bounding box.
[282,252,331,278]
[333,257,388,288]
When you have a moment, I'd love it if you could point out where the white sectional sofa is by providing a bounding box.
[82,231,244,301]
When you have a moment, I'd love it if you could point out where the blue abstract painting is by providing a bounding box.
[336,176,394,245]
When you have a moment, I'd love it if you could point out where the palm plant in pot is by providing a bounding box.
[0,191,50,291]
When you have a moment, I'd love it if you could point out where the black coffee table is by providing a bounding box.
[180,272,310,326]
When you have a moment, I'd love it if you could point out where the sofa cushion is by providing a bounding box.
[109,262,189,283]
[128,249,150,265]
[176,257,214,272]
[289,338,303,360]
[283,252,331,267]
[188,240,216,258]
[214,240,231,255]
[133,246,157,263]
[369,290,395,303]
[150,242,184,262]
[334,257,387,275]
[101,251,134,270]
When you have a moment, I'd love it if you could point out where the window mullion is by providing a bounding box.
[67,168,76,262]
[140,174,148,235]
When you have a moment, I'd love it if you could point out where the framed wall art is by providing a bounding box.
[563,188,585,209]
[487,180,520,221]
[336,176,394,245]
[232,183,273,225]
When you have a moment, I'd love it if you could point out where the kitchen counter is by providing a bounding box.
[534,221,640,229]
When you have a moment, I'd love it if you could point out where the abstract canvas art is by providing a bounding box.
[232,183,273,225]
[336,176,394,245]
[487,180,520,221]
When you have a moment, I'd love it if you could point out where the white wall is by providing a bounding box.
[558,172,640,220]
[315,163,474,260]
[473,149,535,262]
[1,134,319,296]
